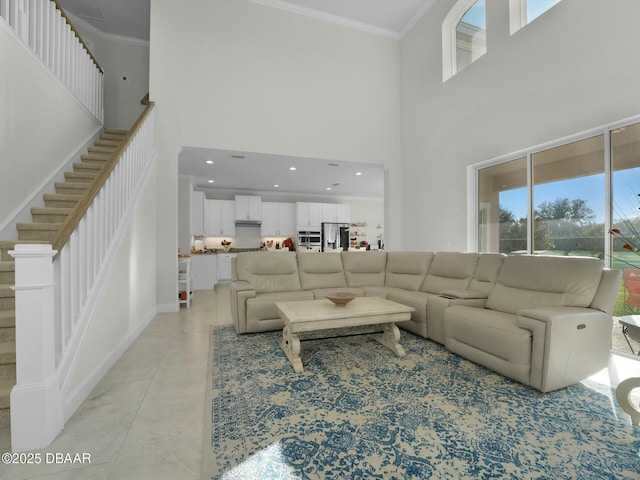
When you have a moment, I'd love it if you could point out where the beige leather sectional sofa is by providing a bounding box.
[230,251,621,392]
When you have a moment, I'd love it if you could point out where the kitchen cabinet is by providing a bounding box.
[217,253,237,282]
[296,202,322,231]
[321,203,350,223]
[191,254,217,290]
[235,195,261,222]
[261,202,296,237]
[205,200,235,236]
[178,256,192,307]
[190,190,205,235]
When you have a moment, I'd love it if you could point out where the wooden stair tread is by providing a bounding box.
[31,207,73,215]
[0,342,15,365]
[0,378,14,409]
[64,171,96,180]
[43,193,83,201]
[17,222,63,230]
[104,128,128,135]
[73,162,103,171]
[88,146,117,154]
[0,285,14,297]
[0,311,14,328]
[100,133,126,141]
[0,262,15,272]
[0,240,50,251]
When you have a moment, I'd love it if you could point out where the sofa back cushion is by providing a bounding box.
[342,251,387,287]
[468,253,506,295]
[485,255,603,314]
[236,252,302,293]
[297,252,348,290]
[421,252,478,294]
[385,252,434,291]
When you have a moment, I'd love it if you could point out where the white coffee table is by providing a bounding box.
[276,296,415,373]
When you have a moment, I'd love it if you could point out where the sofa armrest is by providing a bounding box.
[439,289,487,300]
[517,306,612,392]
[230,281,257,334]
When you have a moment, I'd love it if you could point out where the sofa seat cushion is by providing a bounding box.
[386,290,431,325]
[312,287,365,299]
[363,286,391,298]
[444,306,532,374]
[247,291,315,323]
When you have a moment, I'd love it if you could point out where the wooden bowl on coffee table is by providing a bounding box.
[325,292,357,307]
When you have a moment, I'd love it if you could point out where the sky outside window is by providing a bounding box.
[461,0,486,28]
[527,0,561,23]
[500,174,606,222]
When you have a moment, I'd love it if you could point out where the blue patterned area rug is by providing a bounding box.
[202,326,640,479]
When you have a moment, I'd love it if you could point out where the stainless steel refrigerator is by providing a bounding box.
[321,223,349,251]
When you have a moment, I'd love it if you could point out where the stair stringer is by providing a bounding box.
[0,127,102,240]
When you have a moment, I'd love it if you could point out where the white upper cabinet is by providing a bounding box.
[321,203,337,223]
[322,203,350,223]
[262,202,296,237]
[190,190,205,235]
[336,204,350,223]
[205,199,235,236]
[235,195,261,222]
[296,202,322,231]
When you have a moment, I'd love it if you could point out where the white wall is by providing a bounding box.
[400,0,640,251]
[64,162,157,401]
[72,19,150,131]
[150,0,403,306]
[0,21,100,229]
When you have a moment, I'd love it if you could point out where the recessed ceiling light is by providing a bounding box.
[273,184,279,188]
[205,160,214,164]
[289,167,296,171]
[208,180,214,183]
[326,187,332,191]
[355,172,362,176]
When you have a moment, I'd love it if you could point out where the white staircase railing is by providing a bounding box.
[10,103,156,453]
[0,0,103,122]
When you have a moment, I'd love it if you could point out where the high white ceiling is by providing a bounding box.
[59,0,434,41]
[60,0,433,200]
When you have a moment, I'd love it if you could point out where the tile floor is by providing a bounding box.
[0,285,232,480]
[0,284,638,479]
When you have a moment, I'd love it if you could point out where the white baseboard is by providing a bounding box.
[61,306,157,423]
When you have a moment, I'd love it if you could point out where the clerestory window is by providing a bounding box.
[509,0,561,35]
[443,0,487,81]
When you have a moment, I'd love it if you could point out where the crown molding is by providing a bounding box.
[67,13,150,48]
[400,0,437,38]
[250,0,402,39]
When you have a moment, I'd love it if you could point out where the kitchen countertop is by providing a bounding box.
[191,248,260,255]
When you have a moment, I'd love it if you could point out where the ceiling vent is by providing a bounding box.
[231,154,245,159]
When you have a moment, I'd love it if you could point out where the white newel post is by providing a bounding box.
[9,244,63,453]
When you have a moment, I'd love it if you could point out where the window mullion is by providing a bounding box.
[604,128,612,268]
[527,152,533,254]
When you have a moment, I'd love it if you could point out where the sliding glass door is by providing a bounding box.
[531,135,604,256]
[475,117,640,354]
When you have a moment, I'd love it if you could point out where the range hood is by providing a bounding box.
[235,219,262,226]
